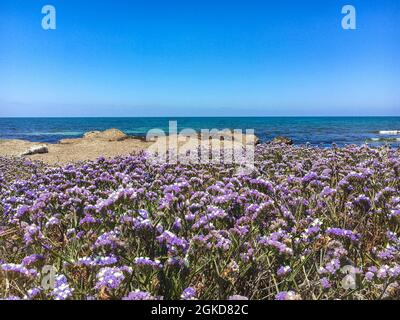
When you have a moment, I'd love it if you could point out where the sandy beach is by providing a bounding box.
[0,129,151,164]
[0,128,260,164]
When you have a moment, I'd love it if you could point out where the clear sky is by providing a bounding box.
[0,0,399,117]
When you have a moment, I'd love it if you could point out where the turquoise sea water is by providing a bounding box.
[0,117,400,147]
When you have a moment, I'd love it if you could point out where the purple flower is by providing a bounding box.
[15,205,29,218]
[376,265,390,279]
[275,291,301,300]
[3,296,22,300]
[319,259,341,275]
[277,266,291,277]
[45,217,60,228]
[123,290,155,300]
[26,287,42,299]
[134,257,163,269]
[326,228,359,242]
[302,172,318,184]
[76,255,118,267]
[94,230,121,249]
[320,277,331,289]
[365,271,375,281]
[320,186,336,197]
[166,257,186,268]
[157,231,189,254]
[258,235,293,256]
[389,209,400,218]
[22,254,44,266]
[23,224,41,245]
[1,263,38,278]
[1,143,400,300]
[79,214,98,225]
[353,194,372,211]
[172,218,182,230]
[95,267,132,290]
[181,287,197,300]
[52,275,74,300]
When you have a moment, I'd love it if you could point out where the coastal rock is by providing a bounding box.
[83,131,101,139]
[195,131,260,145]
[152,131,260,146]
[59,129,130,145]
[20,145,49,156]
[83,129,128,141]
[270,136,293,145]
[231,132,260,145]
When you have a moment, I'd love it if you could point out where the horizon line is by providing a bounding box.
[1,115,400,119]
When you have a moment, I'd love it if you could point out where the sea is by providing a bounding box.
[0,117,400,147]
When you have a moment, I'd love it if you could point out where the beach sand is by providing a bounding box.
[0,129,259,164]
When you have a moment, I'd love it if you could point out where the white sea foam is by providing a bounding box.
[369,137,400,142]
[25,132,83,136]
[379,130,400,135]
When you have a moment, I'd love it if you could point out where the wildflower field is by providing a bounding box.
[1,143,400,300]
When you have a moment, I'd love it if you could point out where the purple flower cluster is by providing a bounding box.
[122,290,156,300]
[95,266,132,290]
[181,287,197,300]
[22,254,44,266]
[1,263,38,278]
[76,255,118,267]
[52,275,74,300]
[0,143,399,300]
[275,291,301,300]
[94,230,121,250]
[326,228,360,242]
[134,257,163,269]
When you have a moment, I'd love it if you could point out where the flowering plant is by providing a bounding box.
[1,143,399,300]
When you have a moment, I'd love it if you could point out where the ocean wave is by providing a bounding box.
[378,130,400,135]
[369,137,400,142]
[23,131,84,136]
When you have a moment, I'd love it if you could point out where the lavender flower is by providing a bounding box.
[93,230,121,249]
[277,265,292,277]
[320,277,331,289]
[1,263,38,278]
[122,290,155,300]
[181,287,197,300]
[275,291,301,300]
[52,275,74,300]
[95,267,132,290]
[1,143,400,300]
[134,257,163,269]
[326,228,359,242]
[25,287,42,299]
[22,254,44,266]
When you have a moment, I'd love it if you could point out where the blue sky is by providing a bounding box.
[0,0,399,116]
